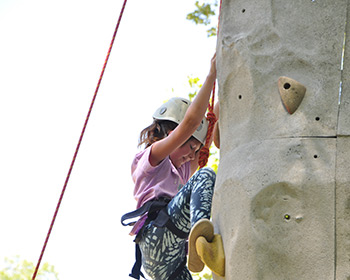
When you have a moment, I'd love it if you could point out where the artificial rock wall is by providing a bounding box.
[212,0,350,279]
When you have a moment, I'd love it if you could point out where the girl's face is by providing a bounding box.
[170,138,202,168]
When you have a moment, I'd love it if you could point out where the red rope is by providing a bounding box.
[198,83,217,169]
[31,1,128,279]
[198,0,222,169]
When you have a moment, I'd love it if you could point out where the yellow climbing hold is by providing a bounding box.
[196,234,225,277]
[188,219,225,277]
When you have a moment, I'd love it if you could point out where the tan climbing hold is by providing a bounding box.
[278,76,306,114]
[188,219,214,273]
[196,234,225,277]
[188,219,225,277]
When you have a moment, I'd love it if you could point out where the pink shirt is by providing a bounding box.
[132,145,191,209]
[129,146,191,236]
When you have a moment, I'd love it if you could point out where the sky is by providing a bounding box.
[0,0,217,279]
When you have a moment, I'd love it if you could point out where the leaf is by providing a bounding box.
[0,256,59,280]
[186,1,216,26]
[186,0,219,37]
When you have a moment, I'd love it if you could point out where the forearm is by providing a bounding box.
[184,72,216,129]
[192,72,216,113]
[181,54,217,129]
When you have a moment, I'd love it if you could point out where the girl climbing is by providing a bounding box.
[122,54,217,280]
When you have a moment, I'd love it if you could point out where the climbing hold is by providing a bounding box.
[188,219,225,277]
[284,214,291,220]
[295,216,304,223]
[188,219,214,273]
[196,234,225,277]
[278,76,306,114]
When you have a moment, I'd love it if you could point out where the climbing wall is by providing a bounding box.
[212,0,350,279]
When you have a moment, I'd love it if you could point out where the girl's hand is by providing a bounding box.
[208,53,217,78]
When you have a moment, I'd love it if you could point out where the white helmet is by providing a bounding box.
[152,97,208,144]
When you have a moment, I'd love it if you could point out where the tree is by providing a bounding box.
[186,1,219,37]
[0,256,59,280]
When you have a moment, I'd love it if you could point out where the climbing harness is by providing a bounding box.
[31,1,128,279]
[122,199,172,279]
[129,244,187,280]
[121,197,188,280]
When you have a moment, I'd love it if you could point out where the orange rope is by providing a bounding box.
[31,1,128,279]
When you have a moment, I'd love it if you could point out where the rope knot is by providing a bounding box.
[198,146,210,168]
[198,110,217,169]
[198,71,217,169]
[206,111,217,126]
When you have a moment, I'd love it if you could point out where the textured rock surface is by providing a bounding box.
[212,0,350,279]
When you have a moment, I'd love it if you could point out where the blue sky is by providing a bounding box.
[0,0,217,278]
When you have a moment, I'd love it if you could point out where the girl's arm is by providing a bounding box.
[149,54,217,167]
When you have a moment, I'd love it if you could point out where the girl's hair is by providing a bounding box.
[138,119,178,148]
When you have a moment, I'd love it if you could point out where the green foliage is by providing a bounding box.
[186,1,218,37]
[188,76,202,101]
[0,256,59,280]
[186,1,215,25]
[206,27,217,38]
[192,266,213,280]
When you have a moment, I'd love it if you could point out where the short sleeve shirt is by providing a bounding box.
[131,145,191,209]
